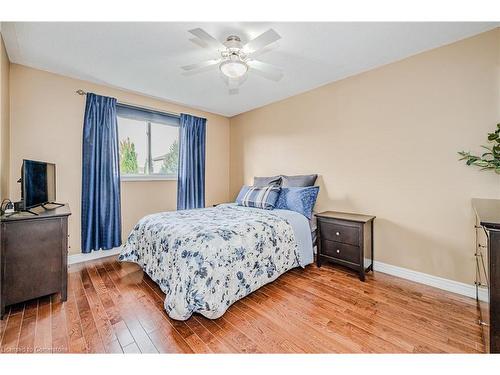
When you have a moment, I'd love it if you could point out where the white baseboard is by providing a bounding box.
[67,248,486,302]
[373,260,488,302]
[68,247,122,265]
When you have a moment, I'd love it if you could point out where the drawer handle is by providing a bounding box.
[336,249,340,254]
[336,232,340,236]
[478,320,489,327]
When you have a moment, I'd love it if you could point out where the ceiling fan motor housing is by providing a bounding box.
[224,35,243,49]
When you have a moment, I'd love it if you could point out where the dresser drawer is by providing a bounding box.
[319,221,360,246]
[321,239,360,265]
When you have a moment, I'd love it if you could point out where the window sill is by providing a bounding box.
[121,175,177,182]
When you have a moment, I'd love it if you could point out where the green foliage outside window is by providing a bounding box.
[160,139,179,175]
[119,137,139,174]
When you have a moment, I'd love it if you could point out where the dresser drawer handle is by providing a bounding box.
[336,249,340,254]
[336,232,340,236]
[478,320,489,327]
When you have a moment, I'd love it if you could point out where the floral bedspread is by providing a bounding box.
[118,204,301,320]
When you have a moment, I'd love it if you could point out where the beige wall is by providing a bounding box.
[0,35,10,200]
[5,28,500,283]
[9,65,230,254]
[230,29,500,284]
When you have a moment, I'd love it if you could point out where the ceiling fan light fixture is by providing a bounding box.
[219,59,248,79]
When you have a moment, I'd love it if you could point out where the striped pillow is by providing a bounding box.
[236,185,281,210]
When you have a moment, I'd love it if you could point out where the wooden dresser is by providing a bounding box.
[472,198,500,353]
[0,204,71,318]
[315,211,375,281]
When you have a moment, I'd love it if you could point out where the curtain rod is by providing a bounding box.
[75,89,181,118]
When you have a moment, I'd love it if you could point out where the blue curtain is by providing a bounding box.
[81,93,122,253]
[177,114,206,210]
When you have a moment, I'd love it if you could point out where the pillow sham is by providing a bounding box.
[281,174,318,187]
[275,186,319,219]
[253,175,282,187]
[236,185,281,210]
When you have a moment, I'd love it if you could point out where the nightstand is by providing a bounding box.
[315,211,375,281]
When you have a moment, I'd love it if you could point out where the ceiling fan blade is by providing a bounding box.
[189,37,209,49]
[188,28,225,50]
[243,29,281,54]
[247,60,284,82]
[181,59,221,71]
[247,44,278,59]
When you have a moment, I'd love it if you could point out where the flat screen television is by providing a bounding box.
[21,159,56,209]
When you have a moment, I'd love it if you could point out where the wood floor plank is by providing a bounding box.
[64,280,87,353]
[105,339,124,353]
[71,272,105,353]
[262,281,407,353]
[122,342,141,353]
[79,267,120,353]
[33,296,52,353]
[1,257,484,353]
[249,288,357,353]
[185,315,233,353]
[17,299,38,353]
[50,294,69,353]
[136,269,206,353]
[112,321,135,348]
[0,307,11,348]
[109,259,206,353]
[0,305,23,353]
[102,262,161,353]
[229,303,306,353]
[278,276,422,352]
[286,268,482,352]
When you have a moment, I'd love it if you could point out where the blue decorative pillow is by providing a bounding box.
[236,185,281,210]
[275,186,319,219]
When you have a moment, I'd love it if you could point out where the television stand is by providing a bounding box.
[1,204,71,318]
[4,209,38,217]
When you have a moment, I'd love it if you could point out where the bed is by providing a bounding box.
[118,203,313,320]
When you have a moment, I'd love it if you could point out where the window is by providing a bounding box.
[117,104,180,180]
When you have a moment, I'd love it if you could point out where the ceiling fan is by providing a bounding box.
[181,28,284,94]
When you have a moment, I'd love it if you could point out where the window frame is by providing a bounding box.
[117,104,180,182]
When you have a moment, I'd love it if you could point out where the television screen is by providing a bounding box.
[23,160,56,208]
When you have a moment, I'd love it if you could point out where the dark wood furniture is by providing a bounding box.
[315,211,375,281]
[472,198,500,353]
[0,204,71,319]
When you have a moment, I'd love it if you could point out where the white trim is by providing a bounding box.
[67,248,487,302]
[373,260,488,302]
[68,247,122,265]
[121,175,177,182]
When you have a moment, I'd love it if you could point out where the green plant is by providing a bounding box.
[119,137,139,174]
[160,139,179,175]
[458,123,500,174]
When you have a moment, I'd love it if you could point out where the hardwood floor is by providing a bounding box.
[0,256,484,353]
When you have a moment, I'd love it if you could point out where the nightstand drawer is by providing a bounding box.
[318,221,360,246]
[321,239,360,265]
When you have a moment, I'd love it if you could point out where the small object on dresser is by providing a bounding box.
[315,211,375,281]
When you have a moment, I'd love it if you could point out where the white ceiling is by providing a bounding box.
[1,22,498,117]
